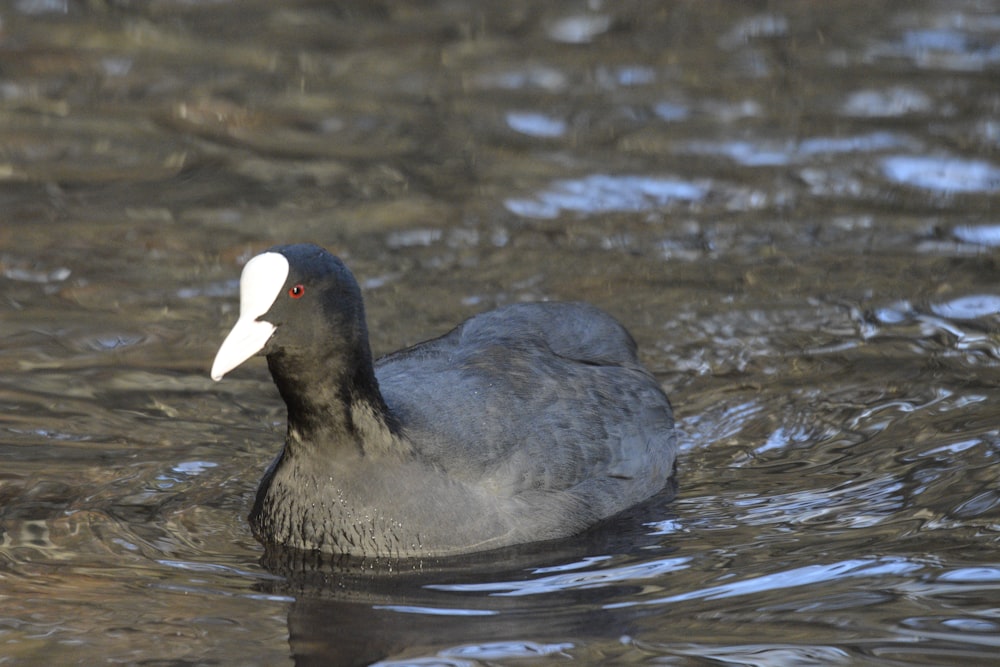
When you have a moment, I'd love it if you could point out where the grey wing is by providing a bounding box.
[375,335,676,513]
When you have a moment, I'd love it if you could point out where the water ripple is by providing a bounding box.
[841,86,934,117]
[660,643,852,666]
[545,13,611,44]
[504,111,567,138]
[373,640,573,666]
[426,556,691,597]
[881,155,1000,193]
[867,26,1000,70]
[504,174,707,219]
[678,132,912,167]
[608,557,923,609]
[953,224,1000,247]
[930,294,1000,320]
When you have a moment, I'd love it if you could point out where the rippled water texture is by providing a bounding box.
[2,1,1000,665]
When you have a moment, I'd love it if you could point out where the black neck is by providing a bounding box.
[266,346,395,453]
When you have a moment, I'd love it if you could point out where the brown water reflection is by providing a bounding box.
[2,0,1000,664]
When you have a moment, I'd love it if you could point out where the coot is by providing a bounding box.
[212,243,676,557]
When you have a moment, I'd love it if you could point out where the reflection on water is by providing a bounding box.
[504,174,707,218]
[425,555,691,597]
[881,155,1000,193]
[608,557,924,608]
[2,0,1000,664]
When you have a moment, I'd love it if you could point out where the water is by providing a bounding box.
[2,0,1000,664]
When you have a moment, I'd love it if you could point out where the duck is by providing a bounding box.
[211,243,677,558]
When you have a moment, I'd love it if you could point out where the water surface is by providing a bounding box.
[2,1,1000,664]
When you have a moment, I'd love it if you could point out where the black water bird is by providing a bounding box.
[212,243,677,558]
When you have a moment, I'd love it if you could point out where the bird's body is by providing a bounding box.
[212,244,677,558]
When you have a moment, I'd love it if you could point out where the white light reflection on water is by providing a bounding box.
[607,557,924,609]
[658,643,853,666]
[373,640,573,666]
[530,554,611,573]
[425,556,691,597]
[652,101,689,121]
[504,111,567,138]
[504,174,707,219]
[953,224,1000,246]
[472,66,569,92]
[372,605,498,617]
[545,13,612,44]
[841,86,933,117]
[438,641,573,660]
[881,155,1000,193]
[729,475,906,530]
[677,132,915,167]
[870,28,1000,71]
[930,294,1000,320]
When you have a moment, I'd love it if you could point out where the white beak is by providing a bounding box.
[211,252,289,381]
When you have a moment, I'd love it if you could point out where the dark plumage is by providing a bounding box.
[212,243,677,558]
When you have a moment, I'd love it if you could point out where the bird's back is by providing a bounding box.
[374,302,676,526]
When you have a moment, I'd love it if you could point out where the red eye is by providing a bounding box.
[288,284,305,299]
